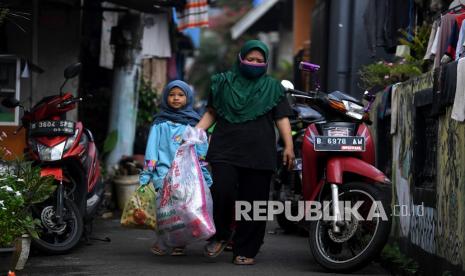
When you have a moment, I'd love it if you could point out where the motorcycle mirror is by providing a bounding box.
[363,90,375,101]
[281,80,295,91]
[64,63,82,79]
[1,97,20,108]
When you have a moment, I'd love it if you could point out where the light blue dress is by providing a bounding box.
[139,121,212,190]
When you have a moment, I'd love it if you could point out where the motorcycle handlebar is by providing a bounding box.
[57,97,82,108]
[285,88,318,98]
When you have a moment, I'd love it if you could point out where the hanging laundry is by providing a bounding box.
[445,13,465,60]
[451,57,465,121]
[176,0,209,31]
[432,60,458,116]
[99,2,119,69]
[167,55,178,81]
[378,85,392,120]
[142,58,168,95]
[363,0,410,56]
[433,13,456,68]
[424,19,439,60]
[455,22,465,59]
[141,13,172,58]
[390,83,401,135]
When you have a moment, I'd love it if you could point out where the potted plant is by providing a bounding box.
[0,147,55,273]
[112,157,143,211]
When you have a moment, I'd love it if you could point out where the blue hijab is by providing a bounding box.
[153,80,201,126]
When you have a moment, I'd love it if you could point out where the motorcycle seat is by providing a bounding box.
[329,91,362,105]
[293,104,323,121]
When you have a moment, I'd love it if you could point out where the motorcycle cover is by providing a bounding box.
[121,184,157,230]
[156,126,215,247]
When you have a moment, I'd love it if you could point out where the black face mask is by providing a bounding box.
[238,54,268,79]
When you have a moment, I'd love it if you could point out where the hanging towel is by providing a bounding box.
[390,83,401,134]
[141,13,172,58]
[424,20,439,60]
[451,57,465,121]
[176,0,209,31]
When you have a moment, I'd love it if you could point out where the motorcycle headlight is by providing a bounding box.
[342,100,364,120]
[37,141,66,161]
[64,129,79,152]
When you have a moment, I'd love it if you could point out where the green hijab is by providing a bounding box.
[210,40,285,123]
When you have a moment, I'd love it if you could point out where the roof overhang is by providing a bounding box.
[104,0,172,13]
[230,0,280,40]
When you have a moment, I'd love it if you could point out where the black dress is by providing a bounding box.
[206,94,293,258]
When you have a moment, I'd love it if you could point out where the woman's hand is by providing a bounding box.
[276,117,295,170]
[196,107,216,130]
[282,146,295,171]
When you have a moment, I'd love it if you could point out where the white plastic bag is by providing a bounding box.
[156,126,215,247]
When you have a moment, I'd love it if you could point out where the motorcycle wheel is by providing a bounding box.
[308,182,391,272]
[31,197,83,254]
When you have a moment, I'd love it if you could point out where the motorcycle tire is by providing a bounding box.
[308,182,391,272]
[32,198,84,254]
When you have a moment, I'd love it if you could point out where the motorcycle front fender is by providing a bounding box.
[40,167,63,181]
[326,157,390,185]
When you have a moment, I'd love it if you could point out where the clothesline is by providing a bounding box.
[425,7,465,67]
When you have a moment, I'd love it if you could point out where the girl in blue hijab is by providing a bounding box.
[140,80,212,256]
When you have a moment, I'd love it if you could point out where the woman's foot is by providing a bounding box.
[233,256,255,265]
[171,247,186,256]
[224,241,233,252]
[204,240,229,258]
[150,244,167,256]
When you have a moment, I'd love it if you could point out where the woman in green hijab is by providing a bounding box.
[196,40,294,265]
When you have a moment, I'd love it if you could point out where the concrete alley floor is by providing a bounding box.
[18,216,389,276]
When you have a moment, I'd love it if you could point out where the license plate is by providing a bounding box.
[30,120,75,136]
[314,136,366,152]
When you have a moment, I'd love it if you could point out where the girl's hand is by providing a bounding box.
[283,146,295,171]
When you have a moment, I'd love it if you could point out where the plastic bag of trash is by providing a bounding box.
[156,126,215,247]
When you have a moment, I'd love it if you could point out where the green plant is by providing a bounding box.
[0,2,30,32]
[398,24,431,62]
[0,136,55,247]
[0,162,55,247]
[136,80,158,128]
[102,130,118,158]
[359,60,422,90]
[381,243,420,275]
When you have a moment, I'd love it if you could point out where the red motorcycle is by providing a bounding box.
[1,63,104,254]
[280,62,392,272]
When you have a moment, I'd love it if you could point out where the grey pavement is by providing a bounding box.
[18,217,389,276]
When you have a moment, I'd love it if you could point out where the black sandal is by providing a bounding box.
[233,256,255,265]
[204,240,229,258]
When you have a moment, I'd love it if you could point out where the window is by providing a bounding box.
[0,55,21,126]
